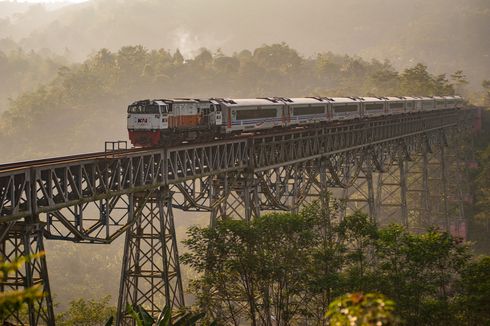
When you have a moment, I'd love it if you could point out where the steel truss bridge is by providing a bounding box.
[0,109,476,325]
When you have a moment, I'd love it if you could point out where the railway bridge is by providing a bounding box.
[0,108,477,325]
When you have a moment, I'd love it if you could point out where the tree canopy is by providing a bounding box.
[182,200,487,325]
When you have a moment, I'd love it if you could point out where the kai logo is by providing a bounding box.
[137,118,148,123]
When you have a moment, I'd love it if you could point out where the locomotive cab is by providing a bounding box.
[127,99,168,147]
[127,100,168,131]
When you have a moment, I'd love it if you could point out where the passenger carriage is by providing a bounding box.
[330,97,361,120]
[420,97,436,111]
[403,96,422,112]
[360,97,386,117]
[218,98,286,133]
[385,96,406,114]
[433,96,447,110]
[287,97,330,126]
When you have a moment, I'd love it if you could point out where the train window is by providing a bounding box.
[406,102,414,109]
[389,102,404,109]
[333,104,358,113]
[423,101,434,109]
[146,104,159,114]
[293,106,325,115]
[127,104,159,114]
[365,103,384,111]
[436,100,445,107]
[236,107,277,120]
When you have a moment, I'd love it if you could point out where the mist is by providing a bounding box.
[0,0,489,316]
[0,0,489,84]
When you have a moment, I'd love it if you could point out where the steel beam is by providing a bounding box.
[0,221,54,325]
[116,187,184,325]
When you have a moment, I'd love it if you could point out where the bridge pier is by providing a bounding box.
[0,220,55,325]
[116,188,184,325]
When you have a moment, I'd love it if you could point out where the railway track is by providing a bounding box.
[0,109,461,173]
[0,147,152,173]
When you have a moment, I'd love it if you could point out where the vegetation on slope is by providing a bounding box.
[0,0,489,87]
[182,200,490,325]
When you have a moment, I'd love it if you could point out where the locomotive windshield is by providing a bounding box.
[128,103,160,114]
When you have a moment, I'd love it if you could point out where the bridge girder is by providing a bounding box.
[0,109,476,325]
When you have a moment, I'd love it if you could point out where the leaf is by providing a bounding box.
[104,316,114,326]
[156,305,171,326]
[126,303,144,326]
[135,305,155,326]
[173,312,206,326]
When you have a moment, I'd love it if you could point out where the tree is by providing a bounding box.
[455,256,490,325]
[325,292,399,326]
[301,196,348,322]
[482,80,490,106]
[450,70,468,94]
[182,213,316,325]
[56,295,116,326]
[172,49,184,65]
[253,43,302,73]
[183,201,479,325]
[339,212,378,293]
[0,253,46,323]
[125,304,208,326]
[193,48,213,67]
[400,63,433,95]
[374,227,470,325]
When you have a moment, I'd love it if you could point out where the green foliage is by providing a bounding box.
[482,80,490,106]
[374,227,469,325]
[0,253,46,321]
[0,47,67,112]
[125,304,206,326]
[325,292,398,326]
[182,212,315,325]
[469,107,490,253]
[399,63,454,96]
[56,295,116,326]
[454,256,490,325]
[182,199,485,325]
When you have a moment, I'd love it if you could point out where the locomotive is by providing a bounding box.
[127,96,464,147]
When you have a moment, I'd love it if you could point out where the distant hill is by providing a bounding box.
[0,0,488,87]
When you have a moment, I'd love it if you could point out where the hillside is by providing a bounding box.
[0,0,488,87]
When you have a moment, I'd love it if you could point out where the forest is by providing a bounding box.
[0,0,489,324]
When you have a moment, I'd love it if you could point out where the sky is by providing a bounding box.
[4,0,87,3]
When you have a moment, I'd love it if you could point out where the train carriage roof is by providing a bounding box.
[359,97,385,102]
[385,96,405,101]
[329,97,361,104]
[403,96,422,101]
[288,97,329,105]
[443,96,458,100]
[217,98,283,107]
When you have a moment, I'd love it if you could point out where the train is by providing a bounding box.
[127,95,465,147]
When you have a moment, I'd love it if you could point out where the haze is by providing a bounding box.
[1,0,488,84]
[0,0,489,309]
